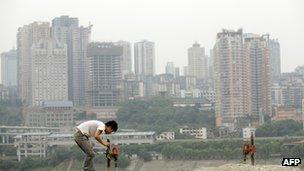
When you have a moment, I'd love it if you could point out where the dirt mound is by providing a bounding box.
[193,164,302,171]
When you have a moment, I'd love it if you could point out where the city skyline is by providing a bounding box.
[0,0,303,81]
[1,1,304,168]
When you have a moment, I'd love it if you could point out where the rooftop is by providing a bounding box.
[42,100,73,108]
[113,131,155,136]
[0,126,60,130]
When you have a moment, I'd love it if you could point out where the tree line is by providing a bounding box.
[116,97,215,134]
[121,139,304,161]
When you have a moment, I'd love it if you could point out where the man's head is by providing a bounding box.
[104,120,118,134]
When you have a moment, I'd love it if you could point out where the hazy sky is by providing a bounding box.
[0,0,303,78]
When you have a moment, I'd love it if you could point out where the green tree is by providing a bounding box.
[0,105,22,126]
[116,97,215,136]
[117,155,131,167]
[0,158,18,170]
[138,150,152,161]
[256,119,302,137]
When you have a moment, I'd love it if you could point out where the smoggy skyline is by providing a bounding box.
[0,0,303,77]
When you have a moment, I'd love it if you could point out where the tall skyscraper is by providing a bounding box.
[183,66,189,76]
[115,41,132,77]
[1,49,17,86]
[208,49,214,79]
[31,38,68,106]
[269,39,281,82]
[175,67,180,78]
[188,42,208,80]
[85,42,123,107]
[52,15,92,106]
[214,29,250,130]
[165,62,175,76]
[17,22,51,106]
[214,29,272,129]
[134,40,155,77]
[244,34,272,125]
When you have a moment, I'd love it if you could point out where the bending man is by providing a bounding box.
[74,120,118,171]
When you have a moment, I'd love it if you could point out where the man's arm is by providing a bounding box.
[94,129,110,147]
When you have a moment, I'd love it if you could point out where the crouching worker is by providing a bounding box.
[74,120,118,171]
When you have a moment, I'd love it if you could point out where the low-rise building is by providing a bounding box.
[14,133,74,161]
[273,107,302,122]
[179,126,207,139]
[14,133,48,161]
[83,107,118,120]
[105,131,156,145]
[217,126,229,137]
[156,132,175,140]
[0,126,60,145]
[14,131,155,161]
[242,127,256,140]
[23,101,74,131]
[170,97,212,108]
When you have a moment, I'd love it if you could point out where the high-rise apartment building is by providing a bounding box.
[214,29,250,129]
[114,41,132,78]
[214,29,272,129]
[31,39,68,106]
[1,49,17,86]
[165,62,175,76]
[175,67,180,78]
[208,49,214,79]
[183,66,189,76]
[134,40,155,77]
[188,42,208,80]
[269,39,281,82]
[244,34,272,125]
[52,15,91,106]
[17,22,51,106]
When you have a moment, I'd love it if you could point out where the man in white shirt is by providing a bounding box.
[74,120,118,171]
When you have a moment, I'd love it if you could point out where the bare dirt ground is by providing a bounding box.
[193,164,302,171]
[127,160,229,171]
[126,159,303,171]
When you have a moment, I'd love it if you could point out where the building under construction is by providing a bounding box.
[85,42,123,107]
